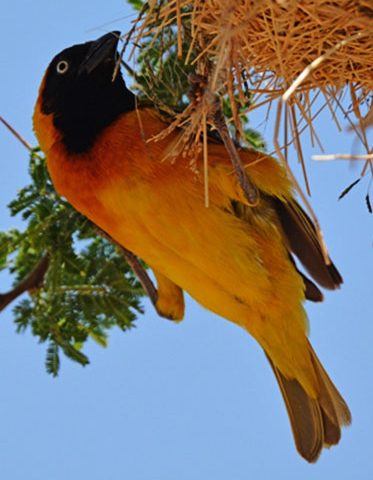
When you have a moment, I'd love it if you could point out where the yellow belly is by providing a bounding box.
[46,111,315,395]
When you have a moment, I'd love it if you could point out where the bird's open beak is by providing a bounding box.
[78,31,120,76]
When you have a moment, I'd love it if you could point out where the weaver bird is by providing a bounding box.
[33,31,351,462]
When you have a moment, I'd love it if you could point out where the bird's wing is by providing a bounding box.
[271,198,343,290]
[208,148,342,294]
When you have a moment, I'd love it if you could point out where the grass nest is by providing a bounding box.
[124,0,372,213]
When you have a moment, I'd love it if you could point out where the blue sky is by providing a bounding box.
[0,1,372,479]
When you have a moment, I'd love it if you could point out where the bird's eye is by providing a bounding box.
[56,60,69,74]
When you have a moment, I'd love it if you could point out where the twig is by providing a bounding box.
[112,2,149,82]
[313,153,373,161]
[273,101,331,265]
[202,111,209,207]
[120,59,137,78]
[176,0,183,59]
[0,115,34,152]
[0,255,49,312]
[289,103,311,196]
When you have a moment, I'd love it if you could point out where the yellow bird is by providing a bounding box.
[33,32,351,462]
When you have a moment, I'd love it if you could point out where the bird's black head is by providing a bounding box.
[40,31,135,154]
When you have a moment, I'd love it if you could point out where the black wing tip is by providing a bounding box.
[317,260,343,290]
[301,271,324,302]
[327,262,343,289]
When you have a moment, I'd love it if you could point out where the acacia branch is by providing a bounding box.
[0,255,49,312]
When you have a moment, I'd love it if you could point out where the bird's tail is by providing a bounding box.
[266,341,351,462]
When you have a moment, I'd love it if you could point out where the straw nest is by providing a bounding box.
[128,0,372,208]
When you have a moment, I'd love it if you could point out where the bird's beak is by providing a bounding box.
[78,31,120,76]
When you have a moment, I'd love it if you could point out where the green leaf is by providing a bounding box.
[46,341,60,377]
[127,0,145,10]
[2,151,143,374]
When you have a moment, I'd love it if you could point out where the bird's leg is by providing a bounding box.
[209,103,259,206]
[117,246,158,307]
[152,269,185,322]
[188,73,259,206]
[96,227,181,321]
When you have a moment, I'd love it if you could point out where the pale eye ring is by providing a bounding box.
[56,60,69,74]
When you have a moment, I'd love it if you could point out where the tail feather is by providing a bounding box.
[308,341,352,427]
[266,345,351,462]
[321,409,341,446]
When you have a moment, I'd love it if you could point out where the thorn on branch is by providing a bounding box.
[365,193,372,214]
[338,178,361,200]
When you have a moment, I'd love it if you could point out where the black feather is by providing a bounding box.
[272,198,342,290]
